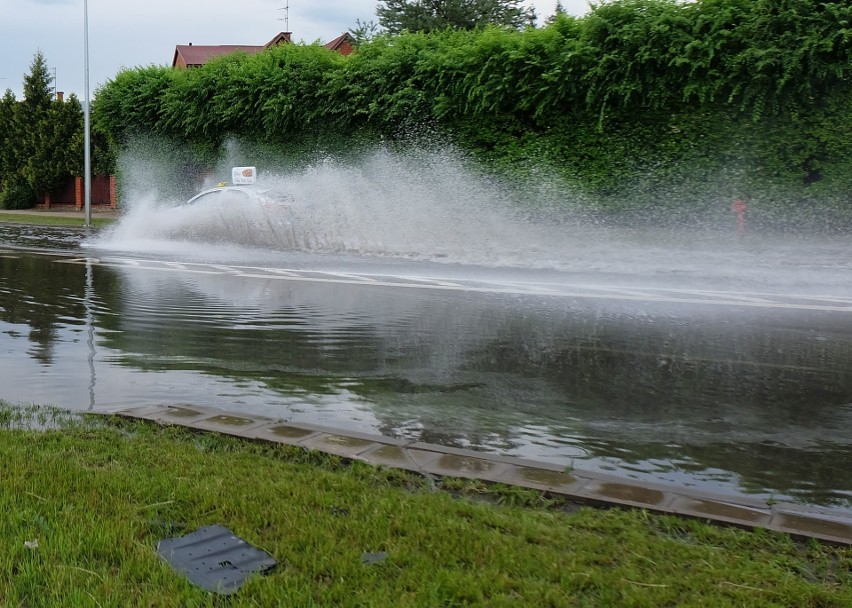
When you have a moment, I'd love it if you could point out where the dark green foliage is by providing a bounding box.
[20,51,53,114]
[717,0,852,116]
[92,65,179,144]
[14,52,57,196]
[376,0,536,34]
[95,44,344,149]
[545,1,566,24]
[1,182,36,210]
[91,0,852,224]
[349,18,381,46]
[27,93,85,196]
[1,52,113,201]
[0,89,17,191]
[329,33,440,131]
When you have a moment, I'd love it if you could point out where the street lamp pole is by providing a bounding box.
[83,0,92,227]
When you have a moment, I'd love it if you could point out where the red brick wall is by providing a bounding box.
[35,175,115,209]
[75,177,83,209]
[336,39,354,56]
[109,175,117,208]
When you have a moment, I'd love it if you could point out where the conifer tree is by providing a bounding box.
[17,51,57,197]
[0,90,17,191]
[376,0,536,34]
[546,1,566,24]
[13,52,85,201]
[349,18,381,46]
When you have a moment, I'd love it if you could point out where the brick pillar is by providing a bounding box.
[44,192,51,209]
[109,175,117,208]
[75,176,83,210]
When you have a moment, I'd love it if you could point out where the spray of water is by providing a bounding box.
[92,143,592,267]
[87,139,852,293]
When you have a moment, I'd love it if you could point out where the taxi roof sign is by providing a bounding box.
[231,166,257,185]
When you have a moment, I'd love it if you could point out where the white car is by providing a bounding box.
[174,167,314,249]
[181,167,287,208]
[182,185,285,208]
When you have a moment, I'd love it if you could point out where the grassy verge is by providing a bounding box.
[0,212,114,228]
[0,403,849,606]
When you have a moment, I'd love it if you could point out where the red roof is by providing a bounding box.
[264,32,293,49]
[173,45,263,68]
[172,31,351,68]
[323,33,354,55]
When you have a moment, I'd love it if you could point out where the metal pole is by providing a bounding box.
[85,258,97,409]
[83,0,92,227]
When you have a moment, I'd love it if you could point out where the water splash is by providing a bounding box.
[92,146,584,266]
[87,144,852,294]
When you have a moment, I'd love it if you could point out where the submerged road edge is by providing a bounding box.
[94,404,852,546]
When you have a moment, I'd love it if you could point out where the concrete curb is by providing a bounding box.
[96,404,852,546]
[0,208,119,220]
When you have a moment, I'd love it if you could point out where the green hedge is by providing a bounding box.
[0,182,36,210]
[92,0,852,225]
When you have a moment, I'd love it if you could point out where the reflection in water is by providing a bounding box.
[0,249,851,509]
[85,258,97,409]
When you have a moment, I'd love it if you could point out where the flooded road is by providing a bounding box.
[1,221,851,510]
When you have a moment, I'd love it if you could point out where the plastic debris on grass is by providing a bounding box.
[157,525,277,594]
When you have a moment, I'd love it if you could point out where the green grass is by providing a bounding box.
[0,211,115,228]
[0,403,848,606]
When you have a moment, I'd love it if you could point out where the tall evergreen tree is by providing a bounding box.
[349,18,381,46]
[47,94,85,184]
[546,1,566,24]
[17,51,57,197]
[376,0,536,34]
[12,51,85,200]
[21,50,53,113]
[0,90,18,191]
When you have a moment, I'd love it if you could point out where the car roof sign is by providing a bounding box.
[231,166,257,185]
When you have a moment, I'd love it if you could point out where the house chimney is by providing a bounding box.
[56,91,64,102]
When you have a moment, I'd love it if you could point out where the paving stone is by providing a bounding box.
[301,434,378,459]
[402,448,443,469]
[668,496,772,527]
[107,405,175,419]
[148,405,217,426]
[406,441,564,471]
[421,453,510,481]
[570,469,683,495]
[93,404,145,416]
[496,465,588,494]
[189,415,273,438]
[163,406,215,419]
[272,422,409,446]
[252,423,320,446]
[578,480,674,509]
[770,512,852,545]
[359,444,423,472]
[668,489,774,511]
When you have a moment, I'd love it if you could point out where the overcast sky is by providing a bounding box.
[1,0,591,101]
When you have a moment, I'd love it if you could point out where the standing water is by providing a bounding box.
[1,146,851,510]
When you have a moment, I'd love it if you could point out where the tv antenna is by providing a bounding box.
[277,2,289,31]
